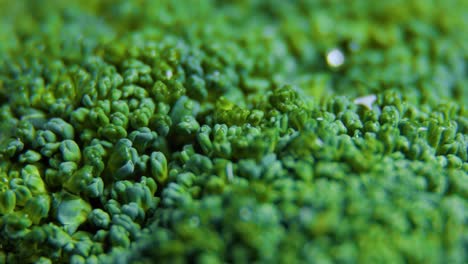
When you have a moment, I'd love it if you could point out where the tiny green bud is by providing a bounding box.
[2,139,24,158]
[44,118,75,140]
[84,177,104,198]
[88,209,111,229]
[60,140,81,163]
[23,194,51,224]
[19,150,42,163]
[0,190,16,214]
[109,225,130,248]
[197,125,213,155]
[56,193,92,234]
[177,115,200,134]
[150,152,168,183]
[107,139,137,180]
[21,165,46,195]
[13,185,32,206]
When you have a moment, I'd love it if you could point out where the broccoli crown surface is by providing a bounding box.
[0,1,467,263]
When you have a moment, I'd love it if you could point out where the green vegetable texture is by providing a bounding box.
[0,0,467,263]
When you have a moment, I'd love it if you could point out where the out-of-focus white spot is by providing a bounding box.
[165,70,173,79]
[226,162,234,182]
[354,94,377,110]
[316,138,324,147]
[419,127,428,132]
[316,117,324,121]
[326,48,345,67]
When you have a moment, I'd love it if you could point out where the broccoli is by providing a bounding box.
[0,0,467,263]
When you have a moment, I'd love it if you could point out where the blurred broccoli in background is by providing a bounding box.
[0,0,467,263]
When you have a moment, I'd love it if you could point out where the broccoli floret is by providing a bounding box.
[0,0,467,263]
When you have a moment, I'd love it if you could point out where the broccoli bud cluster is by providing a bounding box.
[0,0,467,263]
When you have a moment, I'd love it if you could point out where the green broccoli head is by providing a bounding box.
[0,0,467,263]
